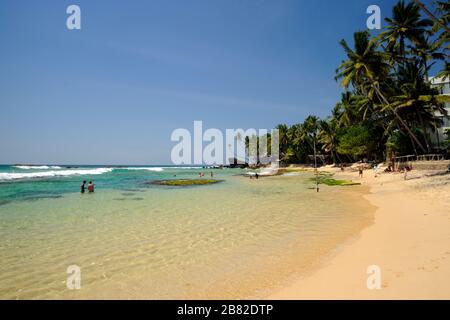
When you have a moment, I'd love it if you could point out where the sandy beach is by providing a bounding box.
[269,167,450,300]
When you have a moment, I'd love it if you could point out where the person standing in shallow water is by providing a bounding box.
[88,181,95,193]
[80,180,86,194]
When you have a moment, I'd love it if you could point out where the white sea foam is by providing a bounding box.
[124,167,202,171]
[0,168,113,181]
[125,167,164,172]
[161,167,202,169]
[13,165,62,170]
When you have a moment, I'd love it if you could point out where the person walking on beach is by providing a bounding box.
[80,180,86,194]
[88,181,95,193]
[358,162,364,178]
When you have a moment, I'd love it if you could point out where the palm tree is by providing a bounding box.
[428,1,450,80]
[409,35,445,79]
[382,0,433,61]
[334,92,357,126]
[275,124,290,162]
[336,30,428,153]
[287,124,307,163]
[318,120,339,164]
[334,92,374,126]
[414,0,450,35]
[437,61,450,81]
[390,60,449,152]
[336,31,389,97]
[303,115,320,137]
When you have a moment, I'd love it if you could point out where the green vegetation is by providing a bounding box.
[311,177,361,186]
[152,179,222,186]
[444,128,450,150]
[336,125,372,159]
[250,1,450,164]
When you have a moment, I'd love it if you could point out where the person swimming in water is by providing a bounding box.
[81,180,86,194]
[88,181,95,193]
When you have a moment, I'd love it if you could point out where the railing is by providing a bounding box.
[393,154,445,162]
[416,154,445,161]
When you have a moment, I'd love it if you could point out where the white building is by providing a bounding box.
[429,76,450,149]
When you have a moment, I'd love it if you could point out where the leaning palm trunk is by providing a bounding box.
[373,84,427,154]
[435,127,441,150]
[414,0,450,34]
[415,109,432,152]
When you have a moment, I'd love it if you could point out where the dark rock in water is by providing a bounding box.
[132,197,144,201]
[113,198,127,201]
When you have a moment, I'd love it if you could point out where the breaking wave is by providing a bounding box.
[124,167,202,171]
[13,165,62,170]
[125,167,164,172]
[0,168,113,181]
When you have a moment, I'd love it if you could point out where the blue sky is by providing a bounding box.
[0,0,438,164]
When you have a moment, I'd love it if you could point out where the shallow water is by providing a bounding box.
[0,166,374,299]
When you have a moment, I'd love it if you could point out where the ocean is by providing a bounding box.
[0,165,374,299]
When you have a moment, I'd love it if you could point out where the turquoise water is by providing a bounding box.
[0,165,374,299]
[0,165,210,204]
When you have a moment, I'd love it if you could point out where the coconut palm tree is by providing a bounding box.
[336,31,390,97]
[437,61,450,81]
[275,124,290,162]
[334,92,357,126]
[287,124,308,163]
[414,0,450,35]
[390,59,450,152]
[427,1,450,80]
[334,92,375,126]
[336,30,428,153]
[318,120,339,164]
[409,35,445,79]
[303,115,320,135]
[382,0,433,61]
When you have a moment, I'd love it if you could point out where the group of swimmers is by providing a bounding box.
[80,180,95,194]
